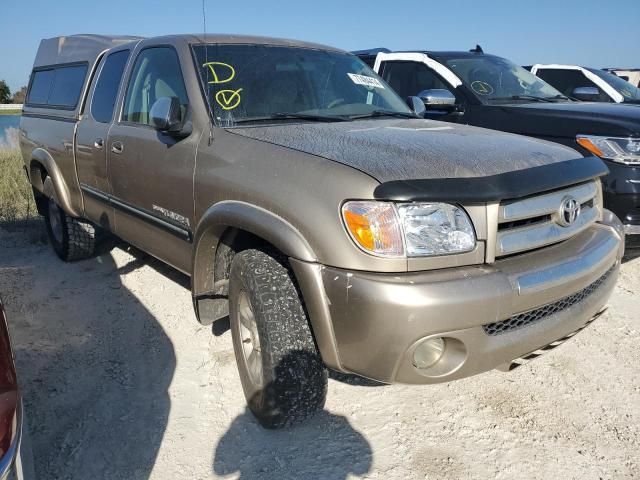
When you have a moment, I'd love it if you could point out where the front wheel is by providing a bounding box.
[45,197,97,262]
[229,249,327,429]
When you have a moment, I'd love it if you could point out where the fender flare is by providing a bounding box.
[29,148,81,217]
[190,201,343,369]
[191,200,317,297]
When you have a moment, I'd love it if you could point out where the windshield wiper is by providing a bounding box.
[233,112,351,124]
[489,95,560,103]
[506,95,557,103]
[550,94,572,101]
[348,110,418,120]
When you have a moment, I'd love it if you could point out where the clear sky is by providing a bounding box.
[1,0,638,92]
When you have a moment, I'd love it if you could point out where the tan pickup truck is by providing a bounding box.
[20,34,624,428]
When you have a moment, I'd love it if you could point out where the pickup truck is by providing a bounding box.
[356,47,640,237]
[21,34,624,429]
[528,64,640,104]
[605,69,640,88]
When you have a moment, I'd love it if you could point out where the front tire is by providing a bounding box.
[229,249,327,429]
[45,197,97,262]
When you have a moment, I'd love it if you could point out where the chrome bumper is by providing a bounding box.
[625,224,640,235]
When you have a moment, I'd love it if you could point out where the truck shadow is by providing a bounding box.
[213,353,373,480]
[214,409,373,480]
[0,237,176,480]
[112,241,191,290]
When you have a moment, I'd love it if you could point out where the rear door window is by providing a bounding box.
[91,50,131,123]
[27,64,88,108]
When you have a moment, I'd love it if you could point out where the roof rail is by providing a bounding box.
[351,47,391,56]
[604,67,640,72]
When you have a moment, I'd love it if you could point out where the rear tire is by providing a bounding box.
[229,249,327,429]
[45,197,97,262]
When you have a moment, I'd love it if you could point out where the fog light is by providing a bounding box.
[413,337,446,369]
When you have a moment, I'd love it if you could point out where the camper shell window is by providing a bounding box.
[26,63,88,109]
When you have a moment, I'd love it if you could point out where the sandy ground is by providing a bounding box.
[0,225,638,480]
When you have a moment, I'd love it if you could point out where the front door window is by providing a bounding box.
[380,61,456,100]
[122,47,189,125]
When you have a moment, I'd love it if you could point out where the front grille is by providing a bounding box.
[505,307,607,371]
[495,181,599,258]
[483,266,615,336]
[498,214,551,231]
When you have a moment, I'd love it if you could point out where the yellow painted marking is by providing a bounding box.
[215,88,243,110]
[202,62,236,84]
[471,80,494,95]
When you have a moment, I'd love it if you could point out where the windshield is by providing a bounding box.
[587,68,640,102]
[442,55,564,103]
[192,44,412,126]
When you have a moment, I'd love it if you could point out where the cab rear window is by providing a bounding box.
[27,64,88,108]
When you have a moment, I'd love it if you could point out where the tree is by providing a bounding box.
[0,80,10,104]
[12,86,27,104]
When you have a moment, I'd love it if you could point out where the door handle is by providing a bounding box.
[111,141,124,154]
[94,138,104,149]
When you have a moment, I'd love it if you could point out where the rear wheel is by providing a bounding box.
[45,197,97,262]
[229,249,327,429]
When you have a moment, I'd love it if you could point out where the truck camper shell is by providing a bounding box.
[25,35,144,119]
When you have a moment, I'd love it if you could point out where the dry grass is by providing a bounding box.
[0,148,38,222]
[0,131,44,243]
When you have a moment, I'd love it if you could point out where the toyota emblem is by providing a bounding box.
[558,196,581,227]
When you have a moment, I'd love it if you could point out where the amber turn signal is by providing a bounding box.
[342,201,404,257]
[576,137,604,157]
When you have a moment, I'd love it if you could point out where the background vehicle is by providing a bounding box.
[356,47,640,236]
[605,68,640,88]
[20,34,624,429]
[529,64,640,104]
[0,298,31,480]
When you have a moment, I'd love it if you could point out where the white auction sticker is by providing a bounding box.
[347,73,385,89]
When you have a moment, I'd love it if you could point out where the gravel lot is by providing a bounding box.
[1,226,638,480]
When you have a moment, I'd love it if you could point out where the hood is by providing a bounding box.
[227,118,580,183]
[486,101,640,138]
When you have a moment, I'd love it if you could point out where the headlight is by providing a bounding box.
[577,135,640,165]
[342,201,476,257]
[397,203,476,256]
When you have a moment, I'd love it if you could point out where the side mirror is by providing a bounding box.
[150,97,183,133]
[407,96,426,116]
[417,89,457,109]
[572,87,600,102]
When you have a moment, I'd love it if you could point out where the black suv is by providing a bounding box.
[356,48,640,237]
